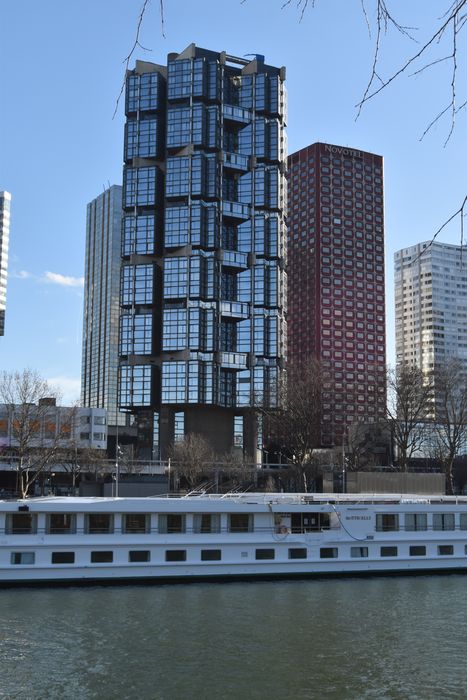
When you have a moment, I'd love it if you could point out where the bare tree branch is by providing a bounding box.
[356,0,466,120]
[113,0,153,120]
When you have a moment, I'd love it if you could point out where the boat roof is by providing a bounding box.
[2,493,466,507]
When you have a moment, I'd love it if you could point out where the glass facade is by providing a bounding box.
[119,46,286,457]
[81,186,128,426]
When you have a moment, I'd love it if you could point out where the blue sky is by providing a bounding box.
[1,0,466,402]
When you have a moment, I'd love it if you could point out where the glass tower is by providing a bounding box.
[81,185,126,427]
[0,191,11,336]
[118,44,287,459]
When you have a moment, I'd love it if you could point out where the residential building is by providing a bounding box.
[81,185,126,430]
[118,44,287,460]
[0,191,11,336]
[287,142,386,447]
[395,241,467,375]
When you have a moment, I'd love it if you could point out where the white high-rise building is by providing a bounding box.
[0,191,11,336]
[394,241,467,375]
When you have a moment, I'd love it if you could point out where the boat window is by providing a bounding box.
[158,514,186,534]
[409,545,426,556]
[460,514,467,530]
[91,551,113,563]
[86,514,114,534]
[438,545,454,556]
[6,513,37,535]
[51,552,75,564]
[201,549,221,561]
[433,513,455,531]
[123,514,150,534]
[228,513,253,533]
[291,512,330,533]
[320,547,338,559]
[376,513,399,532]
[404,513,427,532]
[255,548,275,560]
[10,552,35,565]
[193,513,221,533]
[351,546,368,558]
[47,514,76,534]
[129,550,150,562]
[380,546,398,557]
[288,548,307,559]
[165,550,186,562]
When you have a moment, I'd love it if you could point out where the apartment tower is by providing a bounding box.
[288,143,386,447]
[395,241,467,374]
[118,44,287,460]
[0,191,11,336]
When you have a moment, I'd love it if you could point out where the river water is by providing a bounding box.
[0,575,466,699]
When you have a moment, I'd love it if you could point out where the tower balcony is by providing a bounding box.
[220,300,250,319]
[223,105,252,125]
[222,152,249,173]
[221,250,249,270]
[222,200,251,221]
[218,352,249,369]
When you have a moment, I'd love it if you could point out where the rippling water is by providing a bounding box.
[0,575,466,699]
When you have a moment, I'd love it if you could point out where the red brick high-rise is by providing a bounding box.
[287,142,386,447]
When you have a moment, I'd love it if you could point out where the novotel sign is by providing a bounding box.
[324,144,363,158]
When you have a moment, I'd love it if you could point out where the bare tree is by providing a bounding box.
[386,363,433,471]
[168,432,215,491]
[0,369,73,497]
[263,358,322,491]
[430,360,467,494]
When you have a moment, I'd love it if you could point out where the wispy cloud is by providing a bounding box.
[12,270,32,279]
[44,271,84,288]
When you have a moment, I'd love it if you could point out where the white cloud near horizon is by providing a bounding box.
[47,375,81,405]
[44,271,84,288]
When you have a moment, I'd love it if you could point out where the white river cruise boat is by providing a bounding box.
[2,492,467,584]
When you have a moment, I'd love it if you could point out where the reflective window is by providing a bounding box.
[404,513,427,532]
[163,309,187,350]
[164,258,188,299]
[433,513,455,531]
[174,412,184,442]
[125,118,158,159]
[124,167,158,207]
[126,72,161,112]
[11,552,35,565]
[119,365,153,407]
[162,362,187,403]
[122,215,156,256]
[120,313,153,355]
[121,265,154,306]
